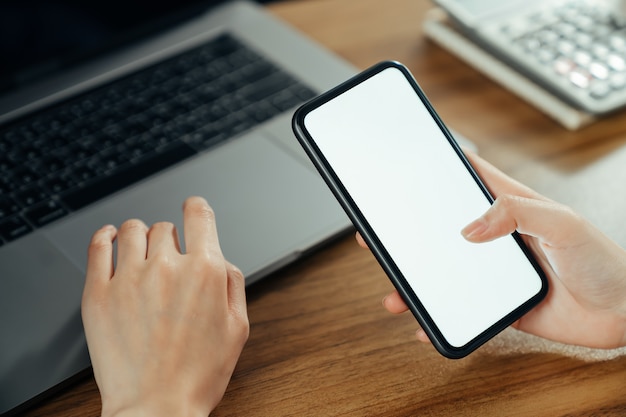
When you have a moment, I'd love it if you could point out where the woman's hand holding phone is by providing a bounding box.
[367,151,626,350]
[294,61,549,357]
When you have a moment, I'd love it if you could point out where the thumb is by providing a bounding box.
[461,194,581,247]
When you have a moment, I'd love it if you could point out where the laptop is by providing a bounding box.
[0,0,355,414]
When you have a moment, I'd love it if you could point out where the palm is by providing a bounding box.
[515,232,626,349]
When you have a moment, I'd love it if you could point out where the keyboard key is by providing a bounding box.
[0,196,20,219]
[0,178,14,195]
[272,90,304,111]
[37,155,64,173]
[0,157,15,173]
[0,216,33,242]
[241,62,279,83]
[242,74,294,103]
[73,164,98,184]
[44,174,76,195]
[15,186,48,207]
[24,200,68,227]
[243,101,281,123]
[60,142,197,210]
[292,85,316,101]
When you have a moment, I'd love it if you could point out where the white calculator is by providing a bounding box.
[434,0,626,114]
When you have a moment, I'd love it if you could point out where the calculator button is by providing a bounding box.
[607,54,626,71]
[557,40,576,56]
[522,37,541,52]
[554,57,575,75]
[592,25,613,38]
[538,29,559,44]
[589,62,609,80]
[531,10,555,27]
[609,31,626,51]
[592,43,611,59]
[589,82,611,99]
[569,69,591,89]
[614,14,626,27]
[555,22,577,37]
[609,73,626,89]
[572,15,594,31]
[574,32,593,48]
[573,51,592,67]
[537,48,556,63]
[499,23,526,39]
[590,7,612,25]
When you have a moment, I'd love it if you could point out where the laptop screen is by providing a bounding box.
[0,0,226,92]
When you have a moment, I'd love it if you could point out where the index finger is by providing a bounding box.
[83,225,117,298]
[182,196,222,256]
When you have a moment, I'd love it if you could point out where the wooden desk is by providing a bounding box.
[22,0,626,416]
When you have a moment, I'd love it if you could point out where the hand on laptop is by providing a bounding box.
[81,196,249,417]
[358,151,626,349]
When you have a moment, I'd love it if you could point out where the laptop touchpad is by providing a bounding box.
[0,234,89,407]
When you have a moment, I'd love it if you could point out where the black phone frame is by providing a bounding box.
[292,60,548,359]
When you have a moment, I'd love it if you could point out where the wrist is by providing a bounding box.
[102,398,211,417]
[620,314,626,348]
[619,279,626,348]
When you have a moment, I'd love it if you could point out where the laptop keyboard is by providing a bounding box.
[0,33,316,245]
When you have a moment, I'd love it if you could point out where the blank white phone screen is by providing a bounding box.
[303,67,542,348]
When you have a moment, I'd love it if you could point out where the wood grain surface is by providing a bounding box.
[20,1,626,416]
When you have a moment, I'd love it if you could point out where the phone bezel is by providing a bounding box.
[292,60,548,358]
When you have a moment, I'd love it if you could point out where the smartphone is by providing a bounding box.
[292,61,548,359]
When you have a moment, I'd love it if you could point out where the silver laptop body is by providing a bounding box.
[0,1,354,413]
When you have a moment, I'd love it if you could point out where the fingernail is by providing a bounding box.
[101,224,117,233]
[461,217,488,239]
